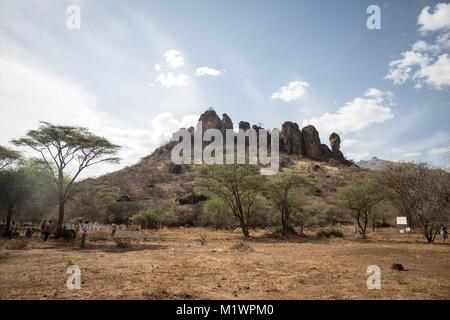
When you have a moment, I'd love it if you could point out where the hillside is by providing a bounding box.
[85,109,367,221]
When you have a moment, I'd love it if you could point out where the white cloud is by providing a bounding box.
[155,72,192,88]
[426,147,449,155]
[418,3,450,33]
[404,152,422,157]
[164,50,185,68]
[303,89,394,138]
[0,55,200,177]
[386,4,450,89]
[154,63,162,72]
[271,80,309,102]
[417,54,450,88]
[195,66,222,77]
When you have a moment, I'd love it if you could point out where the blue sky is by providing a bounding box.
[0,0,449,176]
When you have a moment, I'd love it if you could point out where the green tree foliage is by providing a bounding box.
[337,177,383,238]
[0,159,56,227]
[264,173,311,235]
[12,122,120,230]
[196,164,264,237]
[132,207,173,229]
[67,185,117,223]
[201,197,234,229]
[0,145,20,170]
[376,162,450,243]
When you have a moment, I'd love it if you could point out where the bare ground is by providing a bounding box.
[0,227,449,300]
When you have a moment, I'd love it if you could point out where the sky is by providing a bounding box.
[0,0,449,177]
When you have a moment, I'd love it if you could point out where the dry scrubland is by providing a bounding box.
[1,227,449,300]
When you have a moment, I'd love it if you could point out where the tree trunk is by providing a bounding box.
[241,223,249,238]
[57,200,65,231]
[5,203,14,228]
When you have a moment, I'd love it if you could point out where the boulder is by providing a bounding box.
[280,121,302,155]
[221,113,233,134]
[329,132,341,153]
[198,109,222,133]
[176,193,209,205]
[302,125,326,160]
[238,121,251,131]
[168,163,183,174]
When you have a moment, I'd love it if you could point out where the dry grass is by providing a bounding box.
[0,227,449,300]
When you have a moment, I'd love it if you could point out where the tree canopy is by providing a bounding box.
[12,122,120,229]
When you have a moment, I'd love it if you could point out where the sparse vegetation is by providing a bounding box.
[316,228,344,239]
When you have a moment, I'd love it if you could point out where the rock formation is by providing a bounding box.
[301,125,326,160]
[329,133,341,153]
[221,113,233,134]
[190,109,352,166]
[198,109,222,132]
[280,121,302,155]
[239,121,251,131]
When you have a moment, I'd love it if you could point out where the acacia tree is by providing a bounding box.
[197,164,263,237]
[0,145,20,170]
[337,177,383,238]
[376,163,450,243]
[264,173,311,235]
[12,122,120,231]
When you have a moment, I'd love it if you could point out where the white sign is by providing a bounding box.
[396,216,407,225]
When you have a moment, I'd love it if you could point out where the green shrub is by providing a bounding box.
[316,228,344,239]
[132,207,173,229]
[201,198,234,229]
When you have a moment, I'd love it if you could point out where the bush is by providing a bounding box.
[200,198,234,229]
[132,207,173,229]
[114,237,132,248]
[316,228,344,239]
[230,241,254,252]
[3,239,28,250]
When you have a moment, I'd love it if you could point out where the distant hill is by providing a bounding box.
[356,157,394,170]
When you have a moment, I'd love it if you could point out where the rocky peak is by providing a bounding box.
[221,113,233,134]
[280,121,302,155]
[329,132,341,153]
[198,109,222,132]
[238,121,251,131]
[301,125,325,160]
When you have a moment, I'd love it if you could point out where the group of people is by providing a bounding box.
[0,220,20,239]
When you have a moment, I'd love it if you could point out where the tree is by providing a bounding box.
[376,163,450,243]
[264,173,311,235]
[0,145,20,170]
[337,177,383,238]
[12,122,120,230]
[197,164,263,237]
[0,167,33,228]
[66,184,116,223]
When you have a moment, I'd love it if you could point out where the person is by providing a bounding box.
[25,227,33,239]
[40,220,47,238]
[440,224,448,242]
[111,223,117,239]
[0,220,5,234]
[80,221,89,249]
[43,221,50,241]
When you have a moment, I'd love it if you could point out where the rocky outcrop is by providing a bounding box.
[221,113,233,134]
[198,109,222,132]
[329,133,341,153]
[302,125,326,160]
[176,193,209,205]
[280,121,302,155]
[239,121,251,131]
[191,109,352,165]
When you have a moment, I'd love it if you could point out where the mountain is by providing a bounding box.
[83,109,363,218]
[356,157,395,170]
